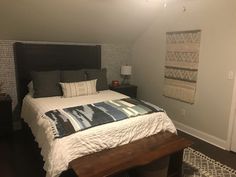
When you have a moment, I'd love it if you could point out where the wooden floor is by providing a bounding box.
[0,129,236,177]
[0,129,45,177]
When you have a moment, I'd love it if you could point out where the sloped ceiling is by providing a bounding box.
[0,0,161,43]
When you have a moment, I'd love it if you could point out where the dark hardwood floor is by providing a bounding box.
[0,128,236,177]
[0,129,45,177]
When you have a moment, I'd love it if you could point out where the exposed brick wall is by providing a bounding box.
[0,41,17,108]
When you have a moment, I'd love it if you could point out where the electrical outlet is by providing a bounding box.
[181,108,186,117]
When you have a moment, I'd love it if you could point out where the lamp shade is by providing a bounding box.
[121,65,132,75]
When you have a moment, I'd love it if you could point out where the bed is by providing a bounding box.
[14,42,191,177]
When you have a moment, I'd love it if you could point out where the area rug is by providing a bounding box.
[183,147,236,177]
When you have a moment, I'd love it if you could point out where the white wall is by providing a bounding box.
[0,0,160,44]
[131,0,236,147]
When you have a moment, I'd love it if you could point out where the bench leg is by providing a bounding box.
[167,150,184,177]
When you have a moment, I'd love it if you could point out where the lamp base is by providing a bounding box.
[122,76,130,85]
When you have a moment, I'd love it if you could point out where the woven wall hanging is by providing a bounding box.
[163,30,201,104]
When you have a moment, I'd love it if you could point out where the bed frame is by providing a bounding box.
[13,42,191,177]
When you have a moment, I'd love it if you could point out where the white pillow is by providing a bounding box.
[60,79,97,98]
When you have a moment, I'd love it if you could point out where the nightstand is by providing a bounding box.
[0,94,12,136]
[109,84,137,98]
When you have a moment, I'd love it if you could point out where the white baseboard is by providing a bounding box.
[173,120,228,150]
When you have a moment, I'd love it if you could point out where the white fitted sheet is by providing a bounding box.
[21,90,176,177]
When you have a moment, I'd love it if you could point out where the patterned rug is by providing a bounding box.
[183,147,236,177]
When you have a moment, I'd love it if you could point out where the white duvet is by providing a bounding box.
[21,90,176,177]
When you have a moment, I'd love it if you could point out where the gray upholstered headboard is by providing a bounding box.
[14,42,101,108]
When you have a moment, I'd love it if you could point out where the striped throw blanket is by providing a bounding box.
[45,98,163,138]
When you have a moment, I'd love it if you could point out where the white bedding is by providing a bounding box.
[21,90,176,177]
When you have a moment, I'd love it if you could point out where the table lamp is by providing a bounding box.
[121,65,132,85]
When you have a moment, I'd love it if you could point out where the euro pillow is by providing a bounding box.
[61,70,86,82]
[85,68,108,91]
[31,70,62,98]
[60,79,97,98]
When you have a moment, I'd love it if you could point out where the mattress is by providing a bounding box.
[21,90,176,177]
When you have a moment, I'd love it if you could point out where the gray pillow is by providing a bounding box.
[31,70,62,98]
[61,70,86,82]
[85,68,108,91]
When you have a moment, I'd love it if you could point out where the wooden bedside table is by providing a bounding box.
[109,84,137,98]
[0,94,12,136]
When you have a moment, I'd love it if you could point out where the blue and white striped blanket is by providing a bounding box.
[45,98,163,138]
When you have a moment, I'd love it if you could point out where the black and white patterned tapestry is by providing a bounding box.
[163,30,201,104]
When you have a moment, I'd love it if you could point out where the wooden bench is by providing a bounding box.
[69,132,192,177]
